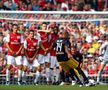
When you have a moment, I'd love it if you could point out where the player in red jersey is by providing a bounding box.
[37,23,51,83]
[49,28,60,84]
[6,24,24,85]
[22,30,40,85]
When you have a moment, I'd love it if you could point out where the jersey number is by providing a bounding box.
[56,42,62,52]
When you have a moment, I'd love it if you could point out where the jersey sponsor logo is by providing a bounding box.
[41,38,48,43]
[33,43,36,46]
[17,36,20,39]
[27,48,36,51]
[11,42,20,44]
[11,37,14,39]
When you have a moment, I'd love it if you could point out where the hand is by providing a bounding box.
[45,48,49,52]
[15,51,20,56]
[36,46,39,50]
[44,51,48,56]
[67,53,72,59]
[28,58,33,63]
[12,52,16,57]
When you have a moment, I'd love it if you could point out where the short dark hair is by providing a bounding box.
[12,24,18,27]
[29,30,34,33]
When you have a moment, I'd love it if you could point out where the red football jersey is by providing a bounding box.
[38,31,50,55]
[8,33,22,56]
[25,38,38,58]
[49,33,58,56]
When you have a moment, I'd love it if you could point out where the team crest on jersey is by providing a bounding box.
[17,36,20,39]
[33,43,36,46]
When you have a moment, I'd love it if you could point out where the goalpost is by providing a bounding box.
[0,11,108,22]
[0,11,108,84]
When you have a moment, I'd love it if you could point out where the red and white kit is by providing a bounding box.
[6,32,23,65]
[23,38,40,67]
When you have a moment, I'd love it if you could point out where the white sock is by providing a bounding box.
[34,71,40,83]
[6,69,10,81]
[46,68,50,82]
[55,69,60,82]
[97,70,102,82]
[22,71,26,82]
[50,69,54,83]
[18,69,22,82]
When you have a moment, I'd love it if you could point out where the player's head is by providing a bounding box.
[50,27,58,34]
[58,30,64,38]
[62,30,69,39]
[41,23,47,30]
[12,24,18,33]
[29,30,34,39]
[71,46,77,55]
[104,34,108,40]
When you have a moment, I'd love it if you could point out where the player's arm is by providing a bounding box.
[16,44,23,55]
[31,42,40,60]
[40,42,48,52]
[48,41,53,51]
[99,42,108,55]
[65,39,72,58]
[64,45,72,59]
[16,35,24,55]
[6,34,15,55]
[38,29,51,33]
[79,53,83,68]
[6,43,13,53]
[51,40,56,51]
[31,50,38,61]
[23,40,30,60]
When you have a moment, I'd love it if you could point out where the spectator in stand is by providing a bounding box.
[0,0,107,11]
[18,23,25,34]
[32,0,40,11]
[3,0,18,10]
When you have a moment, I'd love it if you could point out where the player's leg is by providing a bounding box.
[32,58,40,85]
[69,68,83,85]
[55,58,60,84]
[66,59,83,85]
[6,55,14,85]
[97,60,108,83]
[76,67,89,85]
[59,69,66,85]
[15,56,23,85]
[22,56,28,84]
[59,62,70,85]
[37,54,45,83]
[44,53,51,84]
[50,56,58,84]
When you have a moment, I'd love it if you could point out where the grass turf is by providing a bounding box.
[0,85,108,90]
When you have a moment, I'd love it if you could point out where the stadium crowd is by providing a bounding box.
[0,0,108,11]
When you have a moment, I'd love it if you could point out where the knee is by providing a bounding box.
[18,65,23,70]
[6,64,11,70]
[45,62,50,67]
[23,66,27,72]
[38,66,43,72]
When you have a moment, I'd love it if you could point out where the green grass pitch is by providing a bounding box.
[0,85,108,90]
